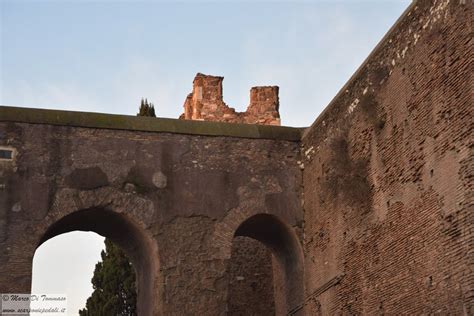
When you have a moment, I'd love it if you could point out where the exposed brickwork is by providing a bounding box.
[180,73,281,125]
[179,73,280,315]
[0,0,471,315]
[301,1,473,314]
[227,237,275,315]
[0,121,302,315]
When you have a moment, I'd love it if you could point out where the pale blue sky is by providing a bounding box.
[1,0,409,314]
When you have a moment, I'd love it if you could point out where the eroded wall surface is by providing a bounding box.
[301,1,472,314]
[180,73,281,126]
[0,0,472,314]
[178,73,282,315]
[0,116,303,315]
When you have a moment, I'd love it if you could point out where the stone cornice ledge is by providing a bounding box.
[0,105,305,141]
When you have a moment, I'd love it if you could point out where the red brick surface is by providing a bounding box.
[180,73,280,126]
[0,1,471,315]
[301,1,472,314]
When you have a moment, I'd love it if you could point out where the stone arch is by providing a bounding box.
[225,212,305,315]
[33,187,161,316]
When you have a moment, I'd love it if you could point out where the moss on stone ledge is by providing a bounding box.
[0,105,305,141]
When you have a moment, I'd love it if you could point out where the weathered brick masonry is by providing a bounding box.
[301,1,473,314]
[179,73,282,315]
[0,0,472,315]
[0,112,304,315]
[180,73,280,126]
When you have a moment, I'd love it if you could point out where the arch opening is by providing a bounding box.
[229,213,304,315]
[35,207,159,316]
[33,231,106,315]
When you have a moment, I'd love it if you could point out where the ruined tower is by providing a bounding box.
[180,73,281,125]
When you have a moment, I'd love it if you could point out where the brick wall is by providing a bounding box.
[0,0,471,314]
[0,118,302,315]
[180,73,280,126]
[301,1,473,314]
[178,73,281,314]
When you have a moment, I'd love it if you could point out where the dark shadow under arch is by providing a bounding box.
[233,213,304,315]
[36,208,159,316]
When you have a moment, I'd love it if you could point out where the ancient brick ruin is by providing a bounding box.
[180,73,281,125]
[179,73,283,314]
[0,1,472,315]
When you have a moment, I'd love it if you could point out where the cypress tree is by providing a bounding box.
[79,239,137,316]
[137,98,156,117]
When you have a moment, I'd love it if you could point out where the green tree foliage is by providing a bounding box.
[137,98,156,117]
[79,239,137,316]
